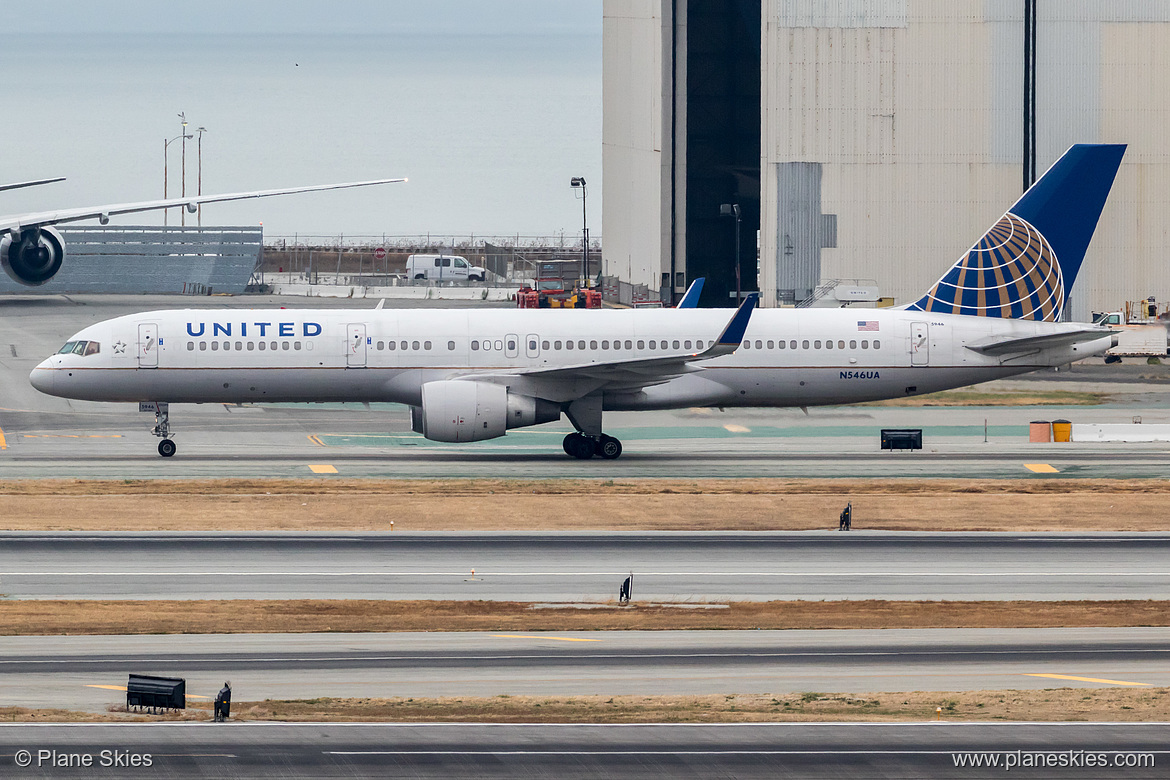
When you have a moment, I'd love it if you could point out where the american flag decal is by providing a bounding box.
[857,321,879,331]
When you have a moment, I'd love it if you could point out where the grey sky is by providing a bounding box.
[15,1,600,35]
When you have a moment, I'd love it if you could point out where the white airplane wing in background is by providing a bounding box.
[0,177,66,194]
[0,178,406,233]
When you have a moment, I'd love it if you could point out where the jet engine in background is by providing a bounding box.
[412,380,560,442]
[0,226,65,286]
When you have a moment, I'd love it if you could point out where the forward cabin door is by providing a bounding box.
[347,323,367,368]
[910,322,929,366]
[138,323,158,368]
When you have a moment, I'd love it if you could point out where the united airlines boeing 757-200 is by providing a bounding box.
[31,144,1125,459]
[0,176,405,286]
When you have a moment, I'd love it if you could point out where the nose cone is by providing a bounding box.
[29,360,56,395]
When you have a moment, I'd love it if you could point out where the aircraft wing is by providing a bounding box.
[0,178,406,234]
[965,327,1114,356]
[471,293,757,402]
[0,177,66,194]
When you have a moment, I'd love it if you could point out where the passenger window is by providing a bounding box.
[247,342,254,351]
[258,342,265,351]
[555,340,562,350]
[826,340,833,349]
[449,340,456,351]
[211,342,219,351]
[755,340,762,349]
[235,341,242,351]
[578,340,585,350]
[874,339,881,349]
[602,340,610,350]
[790,340,797,349]
[637,340,645,349]
[861,340,868,349]
[778,340,785,349]
[625,340,632,349]
[565,340,574,350]
[685,340,692,349]
[294,342,302,350]
[471,340,479,350]
[850,340,857,349]
[187,342,194,351]
[743,341,751,350]
[377,341,384,350]
[672,340,680,349]
[200,342,207,351]
[697,340,705,349]
[590,340,598,349]
[495,339,504,350]
[838,340,845,349]
[649,340,656,349]
[542,340,550,350]
[424,341,432,350]
[767,340,774,349]
[281,342,289,350]
[400,341,408,350]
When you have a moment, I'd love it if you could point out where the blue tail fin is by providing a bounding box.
[907,144,1125,321]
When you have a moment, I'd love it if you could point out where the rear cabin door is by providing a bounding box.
[347,323,368,367]
[138,323,158,368]
[910,322,929,366]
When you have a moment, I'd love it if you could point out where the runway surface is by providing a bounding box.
[0,722,1163,778]
[4,530,1170,601]
[4,628,1170,711]
[5,294,1170,479]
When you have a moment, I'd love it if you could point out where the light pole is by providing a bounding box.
[720,202,741,303]
[178,113,189,226]
[570,177,588,287]
[196,126,207,227]
[163,129,192,227]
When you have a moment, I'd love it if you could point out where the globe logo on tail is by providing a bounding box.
[911,212,1063,322]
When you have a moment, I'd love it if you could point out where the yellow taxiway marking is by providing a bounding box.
[1024,673,1150,686]
[493,634,602,643]
[722,424,751,433]
[308,464,338,474]
[1024,463,1059,473]
[308,434,326,447]
[85,684,209,698]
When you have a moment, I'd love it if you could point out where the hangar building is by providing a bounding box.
[602,0,1170,319]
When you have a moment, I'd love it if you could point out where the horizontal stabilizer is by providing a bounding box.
[965,328,1114,356]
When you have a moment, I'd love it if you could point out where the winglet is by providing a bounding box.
[693,292,758,360]
[676,277,706,308]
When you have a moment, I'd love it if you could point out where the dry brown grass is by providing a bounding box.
[8,688,1170,723]
[857,390,1107,407]
[2,599,1170,636]
[0,478,1168,531]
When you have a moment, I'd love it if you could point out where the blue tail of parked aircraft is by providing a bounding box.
[907,144,1125,321]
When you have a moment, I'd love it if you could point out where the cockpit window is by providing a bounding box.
[58,340,100,356]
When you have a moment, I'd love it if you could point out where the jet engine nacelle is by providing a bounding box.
[414,380,560,442]
[0,226,66,286]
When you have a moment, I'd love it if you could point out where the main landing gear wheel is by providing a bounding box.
[562,432,595,460]
[596,434,622,460]
[158,439,177,458]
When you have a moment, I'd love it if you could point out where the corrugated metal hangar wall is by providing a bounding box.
[0,226,261,295]
[604,0,1170,318]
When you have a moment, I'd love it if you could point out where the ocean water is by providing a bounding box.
[0,32,601,239]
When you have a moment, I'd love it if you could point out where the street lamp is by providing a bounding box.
[163,128,193,227]
[195,126,207,227]
[570,177,588,287]
[720,202,742,303]
[178,113,189,226]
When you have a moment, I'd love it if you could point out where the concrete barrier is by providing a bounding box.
[1071,423,1170,442]
[269,282,519,301]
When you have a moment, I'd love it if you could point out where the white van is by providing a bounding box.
[405,254,487,282]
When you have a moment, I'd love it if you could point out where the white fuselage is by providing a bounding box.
[31,307,1112,411]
